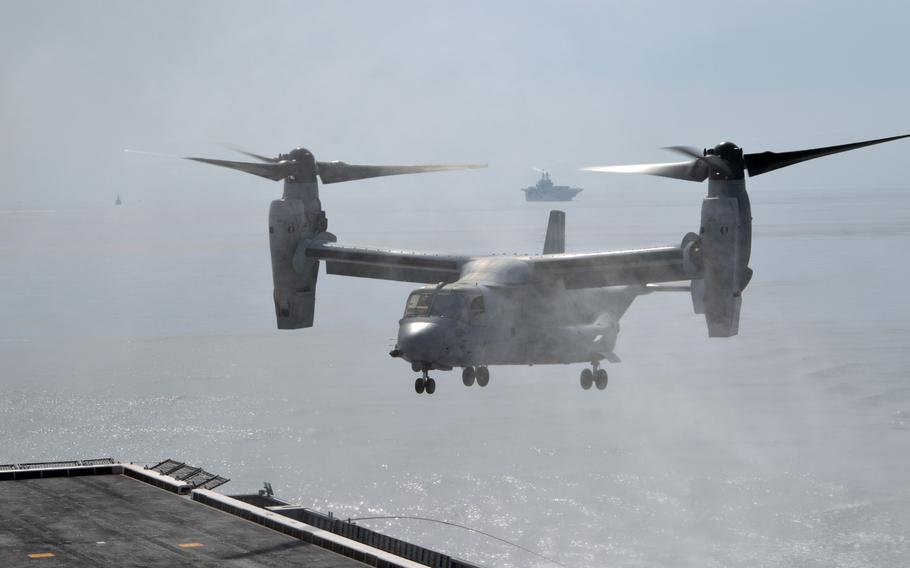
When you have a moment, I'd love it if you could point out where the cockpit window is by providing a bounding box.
[428,292,466,318]
[404,290,477,320]
[404,291,433,317]
[469,295,485,323]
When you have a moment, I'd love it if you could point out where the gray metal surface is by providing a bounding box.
[268,506,483,568]
[149,459,229,490]
[0,474,367,567]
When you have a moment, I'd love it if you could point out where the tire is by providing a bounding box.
[580,369,594,390]
[462,367,476,387]
[425,378,436,394]
[595,369,608,390]
[476,366,490,387]
[415,377,425,394]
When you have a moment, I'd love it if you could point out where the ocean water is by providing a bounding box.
[1,184,909,567]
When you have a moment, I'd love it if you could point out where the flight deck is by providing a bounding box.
[0,459,480,568]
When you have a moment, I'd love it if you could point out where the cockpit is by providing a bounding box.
[404,288,485,323]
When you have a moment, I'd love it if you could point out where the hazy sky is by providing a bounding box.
[2,0,910,209]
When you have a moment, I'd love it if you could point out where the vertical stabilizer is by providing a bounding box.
[543,210,566,254]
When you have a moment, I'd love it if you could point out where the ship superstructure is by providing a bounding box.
[522,171,583,201]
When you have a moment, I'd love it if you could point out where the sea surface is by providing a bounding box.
[1,184,909,567]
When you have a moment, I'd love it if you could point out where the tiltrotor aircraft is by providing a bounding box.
[182,134,908,394]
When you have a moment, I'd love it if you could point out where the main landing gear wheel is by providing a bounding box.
[476,366,490,387]
[580,368,594,390]
[416,369,437,395]
[462,367,476,387]
[594,368,608,390]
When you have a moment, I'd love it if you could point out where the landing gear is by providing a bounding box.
[461,366,489,387]
[415,370,436,395]
[418,366,489,394]
[579,368,593,390]
[580,363,608,391]
[475,366,490,387]
[594,368,608,390]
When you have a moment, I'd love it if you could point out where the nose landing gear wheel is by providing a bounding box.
[594,369,608,390]
[580,368,594,390]
[415,377,426,394]
[476,366,490,387]
[462,367,476,387]
[425,378,436,394]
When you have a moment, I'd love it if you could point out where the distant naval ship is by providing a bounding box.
[522,171,583,202]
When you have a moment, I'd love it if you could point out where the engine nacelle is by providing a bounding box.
[268,180,327,329]
[699,195,742,337]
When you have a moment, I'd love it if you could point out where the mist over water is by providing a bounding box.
[3,2,910,566]
[2,184,909,567]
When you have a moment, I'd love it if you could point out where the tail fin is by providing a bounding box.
[543,210,566,254]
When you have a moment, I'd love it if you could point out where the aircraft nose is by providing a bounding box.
[396,321,449,363]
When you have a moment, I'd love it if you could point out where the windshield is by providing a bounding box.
[427,292,466,318]
[404,290,470,319]
[404,291,433,317]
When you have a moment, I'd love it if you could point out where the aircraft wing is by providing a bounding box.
[304,241,467,284]
[529,245,695,289]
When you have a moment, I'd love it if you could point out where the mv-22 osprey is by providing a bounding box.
[184,134,908,394]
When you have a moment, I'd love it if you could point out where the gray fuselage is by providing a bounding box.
[393,258,640,371]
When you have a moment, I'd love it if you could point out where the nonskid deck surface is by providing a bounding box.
[0,473,361,567]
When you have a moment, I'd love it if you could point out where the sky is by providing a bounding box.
[2,0,910,209]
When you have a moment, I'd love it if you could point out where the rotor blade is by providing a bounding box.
[663,146,735,176]
[124,149,179,159]
[662,146,703,159]
[219,143,278,163]
[744,133,910,177]
[532,166,548,174]
[581,159,708,182]
[184,157,294,181]
[316,161,487,184]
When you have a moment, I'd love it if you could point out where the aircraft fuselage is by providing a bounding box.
[393,276,641,371]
